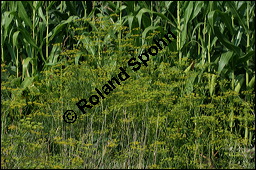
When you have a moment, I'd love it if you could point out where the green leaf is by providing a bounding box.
[81,37,95,56]
[21,77,34,89]
[12,31,20,48]
[218,12,234,35]
[248,76,255,89]
[120,5,127,11]
[49,16,78,42]
[185,72,197,94]
[125,1,135,13]
[22,57,32,79]
[184,61,194,73]
[238,51,255,64]
[235,74,244,93]
[46,1,56,11]
[153,12,177,29]
[127,14,134,31]
[17,28,38,50]
[108,1,117,11]
[48,44,61,65]
[191,1,204,21]
[214,26,241,56]
[136,8,152,28]
[7,44,16,63]
[38,7,46,24]
[217,51,233,74]
[210,74,217,96]
[227,1,248,33]
[2,11,15,42]
[191,22,204,38]
[180,2,193,49]
[207,10,216,32]
[208,10,234,35]
[17,1,32,29]
[142,26,161,45]
[184,1,193,24]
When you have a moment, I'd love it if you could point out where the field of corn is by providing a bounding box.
[1,1,255,169]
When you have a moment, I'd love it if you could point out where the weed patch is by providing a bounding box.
[64,30,176,123]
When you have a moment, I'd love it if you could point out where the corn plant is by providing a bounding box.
[1,1,255,169]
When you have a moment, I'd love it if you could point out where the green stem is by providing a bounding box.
[32,1,35,76]
[16,49,19,78]
[177,1,181,63]
[202,15,206,67]
[198,27,200,59]
[244,1,250,145]
[246,1,250,89]
[46,3,49,61]
[117,1,122,68]
[151,1,153,26]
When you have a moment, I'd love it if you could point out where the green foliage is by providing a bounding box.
[1,1,255,169]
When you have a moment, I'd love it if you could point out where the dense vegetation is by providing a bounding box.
[1,1,255,169]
